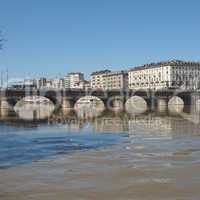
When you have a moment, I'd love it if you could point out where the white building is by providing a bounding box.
[24,79,37,88]
[45,79,53,88]
[129,60,200,90]
[10,79,37,89]
[52,78,64,89]
[64,72,84,89]
[36,78,47,89]
[64,75,70,89]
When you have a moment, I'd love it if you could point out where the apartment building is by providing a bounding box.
[129,60,200,90]
[52,78,64,89]
[103,70,128,90]
[45,79,53,88]
[74,80,90,90]
[90,70,111,89]
[36,78,47,89]
[91,70,128,90]
[64,72,84,89]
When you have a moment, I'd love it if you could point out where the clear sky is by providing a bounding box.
[0,0,200,79]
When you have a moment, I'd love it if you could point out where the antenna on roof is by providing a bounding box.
[6,68,8,88]
[1,70,3,88]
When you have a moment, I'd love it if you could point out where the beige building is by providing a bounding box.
[91,70,128,90]
[129,60,200,90]
[74,80,91,90]
[103,70,128,90]
[90,70,111,89]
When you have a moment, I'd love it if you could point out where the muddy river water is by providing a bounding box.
[0,110,200,199]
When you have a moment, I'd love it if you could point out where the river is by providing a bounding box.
[0,109,200,199]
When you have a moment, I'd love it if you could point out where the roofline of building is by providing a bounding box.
[75,80,90,84]
[102,70,128,77]
[91,70,111,76]
[67,72,84,75]
[129,60,200,72]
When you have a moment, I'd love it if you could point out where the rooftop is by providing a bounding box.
[91,70,111,76]
[130,60,200,71]
[67,72,84,75]
[76,80,90,84]
[102,70,128,77]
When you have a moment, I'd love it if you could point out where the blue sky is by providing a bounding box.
[0,0,200,79]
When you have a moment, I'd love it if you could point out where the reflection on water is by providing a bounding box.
[1,108,200,136]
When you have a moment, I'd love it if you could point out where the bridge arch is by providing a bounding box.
[168,96,184,114]
[74,96,105,119]
[125,96,148,115]
[14,96,55,120]
[40,90,62,108]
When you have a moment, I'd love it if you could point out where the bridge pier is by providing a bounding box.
[109,96,124,112]
[148,90,156,112]
[157,97,168,113]
[0,98,14,117]
[190,93,200,112]
[61,97,74,110]
[0,98,13,110]
[188,92,200,120]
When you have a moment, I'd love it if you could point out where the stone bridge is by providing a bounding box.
[0,88,199,113]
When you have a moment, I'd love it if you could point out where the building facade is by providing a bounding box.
[52,78,64,89]
[91,70,128,90]
[10,79,37,89]
[73,80,90,90]
[36,78,47,89]
[64,72,84,89]
[90,70,111,89]
[45,79,53,88]
[102,70,128,90]
[64,75,70,89]
[129,60,200,90]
